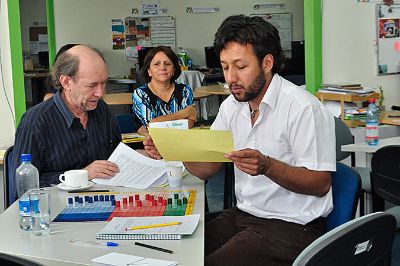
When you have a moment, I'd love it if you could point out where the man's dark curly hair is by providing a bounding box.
[214,14,285,74]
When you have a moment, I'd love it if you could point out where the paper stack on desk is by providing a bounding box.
[92,252,178,266]
[92,143,167,189]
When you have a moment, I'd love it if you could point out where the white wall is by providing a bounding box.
[19,0,47,54]
[323,0,400,108]
[53,0,304,77]
[0,0,16,147]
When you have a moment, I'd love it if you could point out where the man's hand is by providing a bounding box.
[224,148,269,176]
[143,134,162,160]
[84,160,119,180]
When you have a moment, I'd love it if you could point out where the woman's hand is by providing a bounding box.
[183,105,197,121]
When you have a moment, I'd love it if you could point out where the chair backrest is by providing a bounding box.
[334,117,354,162]
[371,145,400,205]
[325,162,361,231]
[0,252,44,266]
[114,113,141,134]
[3,145,16,209]
[293,212,396,266]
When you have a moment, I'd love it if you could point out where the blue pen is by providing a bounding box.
[70,240,119,247]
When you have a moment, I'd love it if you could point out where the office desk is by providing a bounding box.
[108,78,137,92]
[196,84,230,105]
[103,93,132,105]
[381,111,400,126]
[0,175,205,265]
[103,92,212,122]
[341,136,400,167]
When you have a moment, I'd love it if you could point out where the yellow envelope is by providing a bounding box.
[149,128,234,162]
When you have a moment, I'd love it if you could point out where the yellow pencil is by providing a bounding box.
[126,221,182,231]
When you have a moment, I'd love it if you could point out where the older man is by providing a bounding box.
[11,45,121,192]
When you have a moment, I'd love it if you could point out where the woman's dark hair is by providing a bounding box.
[213,14,285,74]
[140,46,181,83]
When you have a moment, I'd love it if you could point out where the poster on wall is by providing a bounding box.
[125,17,151,60]
[151,16,176,48]
[377,4,400,74]
[111,19,125,50]
[251,13,292,51]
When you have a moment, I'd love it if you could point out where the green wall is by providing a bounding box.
[8,0,25,125]
[304,0,322,94]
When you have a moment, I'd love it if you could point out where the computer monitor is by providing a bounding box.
[38,51,49,68]
[204,46,221,69]
[138,47,155,69]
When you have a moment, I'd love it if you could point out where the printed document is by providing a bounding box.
[92,252,178,266]
[149,128,234,162]
[92,143,167,189]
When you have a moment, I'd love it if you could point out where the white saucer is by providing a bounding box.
[56,181,94,191]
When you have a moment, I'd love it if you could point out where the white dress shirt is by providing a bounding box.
[211,74,336,225]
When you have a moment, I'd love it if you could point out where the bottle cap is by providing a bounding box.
[368,98,376,103]
[20,154,32,162]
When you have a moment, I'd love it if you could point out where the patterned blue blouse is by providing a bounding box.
[132,82,194,127]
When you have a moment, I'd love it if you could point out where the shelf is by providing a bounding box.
[316,91,381,128]
[315,92,380,102]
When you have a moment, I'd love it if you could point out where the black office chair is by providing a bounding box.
[370,145,400,226]
[0,252,44,266]
[3,146,16,209]
[292,212,396,266]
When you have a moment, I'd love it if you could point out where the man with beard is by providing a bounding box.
[11,45,121,190]
[144,15,335,265]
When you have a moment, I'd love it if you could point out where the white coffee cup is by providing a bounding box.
[166,161,184,187]
[59,169,88,188]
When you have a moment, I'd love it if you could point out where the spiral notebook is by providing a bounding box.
[96,214,200,240]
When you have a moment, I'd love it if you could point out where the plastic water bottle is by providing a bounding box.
[15,154,39,230]
[365,98,379,146]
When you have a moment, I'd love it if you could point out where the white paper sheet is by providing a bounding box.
[92,143,167,189]
[149,119,189,129]
[92,252,178,266]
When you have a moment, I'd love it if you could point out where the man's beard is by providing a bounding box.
[230,70,266,102]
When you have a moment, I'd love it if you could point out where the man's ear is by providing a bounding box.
[59,75,70,91]
[262,54,274,73]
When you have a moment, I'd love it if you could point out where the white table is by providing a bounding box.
[341,136,400,168]
[0,175,205,265]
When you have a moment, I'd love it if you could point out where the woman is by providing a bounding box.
[132,46,196,135]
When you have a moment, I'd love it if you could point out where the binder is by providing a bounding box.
[96,215,200,241]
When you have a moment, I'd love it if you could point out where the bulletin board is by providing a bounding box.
[250,13,292,51]
[377,4,400,74]
[123,16,175,60]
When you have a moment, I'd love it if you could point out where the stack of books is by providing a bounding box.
[318,83,375,95]
[344,107,367,122]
